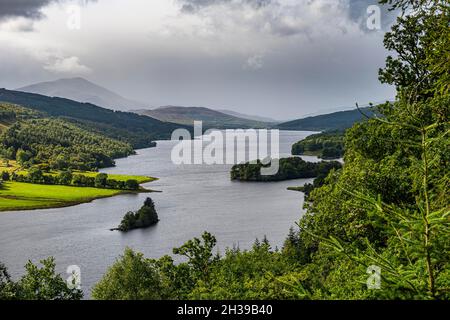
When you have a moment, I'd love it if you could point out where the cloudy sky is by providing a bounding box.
[0,0,397,119]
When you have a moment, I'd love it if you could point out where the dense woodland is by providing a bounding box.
[231,157,342,181]
[291,131,345,159]
[0,0,448,300]
[0,116,134,170]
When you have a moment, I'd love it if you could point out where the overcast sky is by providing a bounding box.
[0,0,397,119]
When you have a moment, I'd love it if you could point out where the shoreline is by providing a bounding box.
[0,179,160,213]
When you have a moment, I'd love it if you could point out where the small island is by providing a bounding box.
[230,157,342,182]
[291,131,344,159]
[113,197,159,232]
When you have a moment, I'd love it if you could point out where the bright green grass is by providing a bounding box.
[0,181,124,211]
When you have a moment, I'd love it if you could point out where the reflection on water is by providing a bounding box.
[0,130,318,296]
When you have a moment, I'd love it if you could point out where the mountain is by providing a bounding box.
[0,89,189,149]
[134,106,271,129]
[217,109,280,123]
[276,107,379,131]
[16,77,145,111]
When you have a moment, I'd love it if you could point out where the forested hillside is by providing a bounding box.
[0,103,135,170]
[277,107,379,131]
[0,89,188,148]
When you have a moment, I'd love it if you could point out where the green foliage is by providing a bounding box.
[117,197,159,232]
[92,248,169,300]
[95,173,108,188]
[292,131,345,159]
[1,118,134,170]
[231,157,342,181]
[0,258,82,300]
[172,232,219,282]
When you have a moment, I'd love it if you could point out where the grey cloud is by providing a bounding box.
[180,0,271,13]
[0,0,96,21]
[0,0,55,20]
[179,0,397,33]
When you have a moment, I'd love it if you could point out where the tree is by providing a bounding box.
[27,167,44,184]
[0,262,16,300]
[172,232,218,282]
[1,171,10,181]
[0,258,83,300]
[125,179,139,190]
[95,173,108,188]
[116,197,159,232]
[57,170,73,185]
[92,248,168,300]
[16,149,32,166]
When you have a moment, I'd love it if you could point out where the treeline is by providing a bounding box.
[0,116,135,171]
[291,131,345,159]
[231,157,342,181]
[1,170,140,191]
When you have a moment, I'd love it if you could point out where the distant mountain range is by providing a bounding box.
[0,89,187,148]
[9,77,383,133]
[217,109,280,123]
[276,107,380,131]
[134,106,270,129]
[16,77,146,111]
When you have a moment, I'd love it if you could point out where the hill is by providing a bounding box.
[0,89,188,149]
[276,107,379,131]
[134,106,270,129]
[16,77,146,111]
[0,103,135,170]
[217,109,280,123]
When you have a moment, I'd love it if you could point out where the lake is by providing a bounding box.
[0,130,318,296]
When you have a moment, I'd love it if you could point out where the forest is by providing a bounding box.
[0,117,134,171]
[0,0,448,300]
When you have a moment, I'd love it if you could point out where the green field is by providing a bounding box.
[0,181,129,211]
